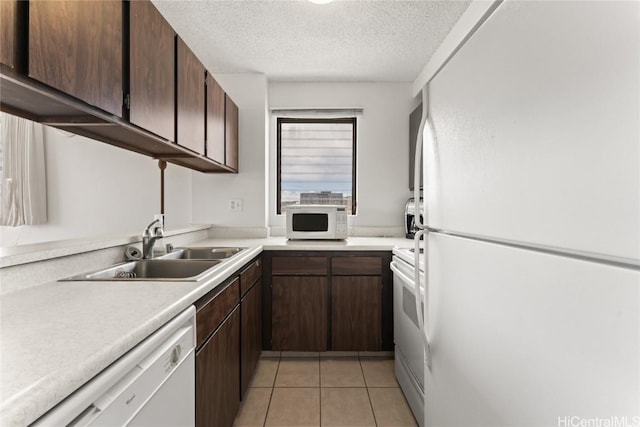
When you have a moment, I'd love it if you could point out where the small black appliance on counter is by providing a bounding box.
[405,197,424,239]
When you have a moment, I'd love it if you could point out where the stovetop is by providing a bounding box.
[392,246,425,272]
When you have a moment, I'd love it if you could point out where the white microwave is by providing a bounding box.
[286,205,348,240]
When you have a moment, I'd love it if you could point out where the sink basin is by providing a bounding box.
[160,247,246,260]
[60,259,222,281]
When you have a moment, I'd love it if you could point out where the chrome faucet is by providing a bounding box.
[142,219,164,259]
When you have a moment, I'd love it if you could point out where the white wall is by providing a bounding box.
[0,125,192,246]
[268,82,414,235]
[191,73,269,231]
[2,79,416,245]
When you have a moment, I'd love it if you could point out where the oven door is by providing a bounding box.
[391,256,425,391]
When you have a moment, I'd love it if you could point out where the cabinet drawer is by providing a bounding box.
[272,256,327,276]
[240,258,261,295]
[332,257,382,275]
[196,278,239,347]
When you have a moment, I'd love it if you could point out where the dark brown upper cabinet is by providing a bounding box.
[129,0,175,142]
[1,0,237,173]
[177,37,205,155]
[225,95,239,171]
[0,1,21,69]
[28,1,123,117]
[206,74,225,164]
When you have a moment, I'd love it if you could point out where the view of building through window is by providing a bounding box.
[277,118,356,214]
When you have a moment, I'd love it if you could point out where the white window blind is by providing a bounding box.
[277,118,356,214]
[271,108,363,118]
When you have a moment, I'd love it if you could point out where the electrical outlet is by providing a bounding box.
[229,199,243,212]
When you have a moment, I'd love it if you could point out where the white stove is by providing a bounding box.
[391,245,425,427]
[393,246,425,272]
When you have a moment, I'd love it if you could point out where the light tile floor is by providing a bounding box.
[233,353,418,427]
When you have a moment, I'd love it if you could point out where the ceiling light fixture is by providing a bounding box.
[308,0,334,4]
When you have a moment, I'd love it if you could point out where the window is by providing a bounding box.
[277,117,356,215]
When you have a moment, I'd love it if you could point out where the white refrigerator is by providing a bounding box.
[413,1,639,426]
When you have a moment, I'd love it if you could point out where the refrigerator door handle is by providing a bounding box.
[414,230,431,368]
[413,85,428,230]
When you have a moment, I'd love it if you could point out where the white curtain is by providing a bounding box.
[0,112,47,226]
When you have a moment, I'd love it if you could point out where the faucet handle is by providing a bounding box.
[143,218,163,237]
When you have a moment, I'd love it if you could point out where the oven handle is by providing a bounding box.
[413,230,431,368]
[390,261,416,288]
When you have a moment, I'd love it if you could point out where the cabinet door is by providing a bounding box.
[241,281,262,398]
[177,37,205,154]
[206,75,225,163]
[272,276,328,351]
[0,1,18,68]
[225,95,239,171]
[129,0,175,141]
[331,276,382,351]
[29,1,123,116]
[196,307,240,427]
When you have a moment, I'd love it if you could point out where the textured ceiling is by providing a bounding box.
[152,0,471,82]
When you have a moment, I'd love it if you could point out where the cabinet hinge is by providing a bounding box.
[124,93,131,110]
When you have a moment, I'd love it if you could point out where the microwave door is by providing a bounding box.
[292,213,329,232]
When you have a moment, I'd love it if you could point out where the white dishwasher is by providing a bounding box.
[33,306,196,427]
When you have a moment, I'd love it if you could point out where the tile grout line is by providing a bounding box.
[359,355,380,427]
[261,354,281,427]
[318,356,322,427]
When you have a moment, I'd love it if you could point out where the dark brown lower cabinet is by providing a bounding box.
[241,281,262,396]
[272,276,328,351]
[263,251,392,352]
[332,276,382,351]
[196,308,240,427]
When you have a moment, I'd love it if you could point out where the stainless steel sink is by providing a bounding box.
[159,247,246,260]
[60,259,222,281]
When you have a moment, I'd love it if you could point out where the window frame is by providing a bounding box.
[276,117,357,215]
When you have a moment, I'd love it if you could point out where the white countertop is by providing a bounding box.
[202,236,414,251]
[0,237,412,427]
